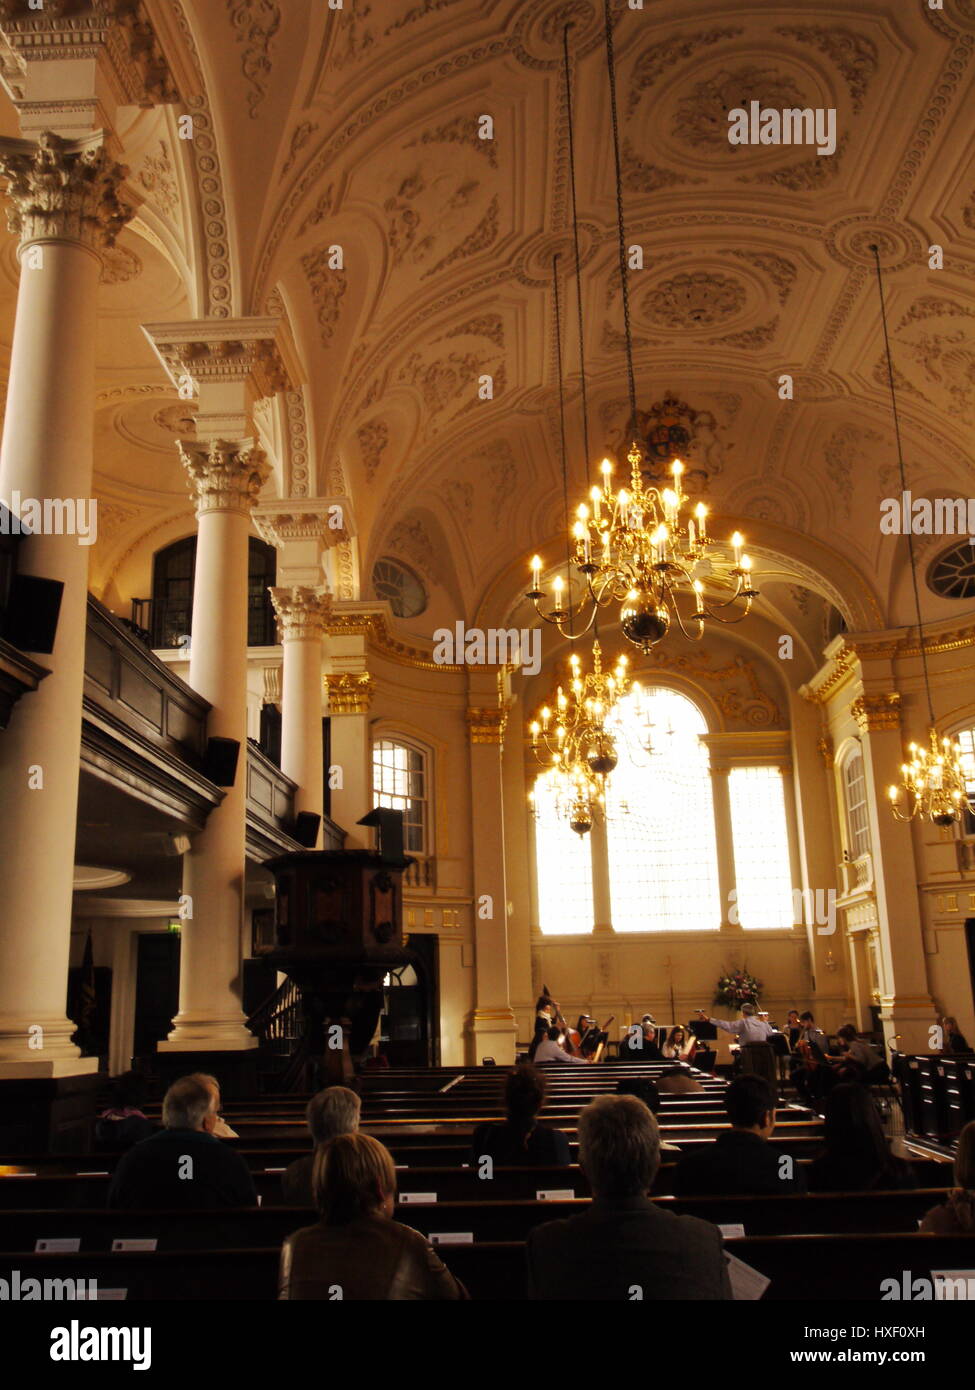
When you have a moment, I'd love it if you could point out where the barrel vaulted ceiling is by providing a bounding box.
[1,0,974,662]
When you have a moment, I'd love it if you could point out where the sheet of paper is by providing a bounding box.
[719,1223,746,1239]
[931,1270,975,1300]
[725,1251,770,1301]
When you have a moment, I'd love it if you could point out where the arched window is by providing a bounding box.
[150,536,277,649]
[531,685,797,935]
[955,727,975,836]
[728,766,794,929]
[373,738,429,855]
[530,771,594,935]
[842,749,872,859]
[605,688,721,931]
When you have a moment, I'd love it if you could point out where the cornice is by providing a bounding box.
[142,316,301,398]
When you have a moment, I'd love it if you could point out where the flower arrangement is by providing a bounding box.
[714,967,762,1009]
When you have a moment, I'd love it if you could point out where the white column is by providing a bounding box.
[271,586,329,838]
[159,441,269,1051]
[466,691,517,1064]
[0,134,130,1076]
[854,694,936,1053]
[324,628,373,845]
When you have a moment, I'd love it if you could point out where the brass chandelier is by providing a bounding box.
[525,0,758,653]
[869,244,968,827]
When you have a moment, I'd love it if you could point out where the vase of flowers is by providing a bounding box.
[714,967,762,1009]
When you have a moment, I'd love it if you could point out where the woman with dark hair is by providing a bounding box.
[941,1016,972,1055]
[470,1064,571,1166]
[279,1133,467,1299]
[807,1083,916,1192]
[662,1026,696,1061]
[921,1121,975,1232]
[94,1072,154,1150]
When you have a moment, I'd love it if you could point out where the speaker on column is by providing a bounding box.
[292,812,321,847]
[202,736,240,787]
[2,574,63,654]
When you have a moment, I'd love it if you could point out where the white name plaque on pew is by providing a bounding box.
[719,1224,746,1240]
[35,1238,80,1253]
[112,1239,158,1252]
[400,1192,437,1204]
[429,1232,473,1245]
[537,1190,574,1201]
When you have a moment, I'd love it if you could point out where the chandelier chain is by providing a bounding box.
[870,245,935,727]
[552,254,575,635]
[603,0,638,436]
[562,24,593,485]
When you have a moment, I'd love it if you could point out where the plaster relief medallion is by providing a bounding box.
[153,404,198,437]
[514,226,598,287]
[512,0,605,69]
[824,217,921,271]
[99,245,142,286]
[672,65,812,152]
[641,271,746,330]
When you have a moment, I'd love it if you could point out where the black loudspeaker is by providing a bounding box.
[293,811,321,847]
[202,736,240,787]
[2,573,63,654]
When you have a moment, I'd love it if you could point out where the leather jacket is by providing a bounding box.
[278,1213,469,1300]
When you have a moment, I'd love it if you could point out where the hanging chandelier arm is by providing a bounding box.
[870,244,936,729]
[603,0,638,435]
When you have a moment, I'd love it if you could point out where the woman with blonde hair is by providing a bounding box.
[279,1133,468,1299]
[920,1121,975,1233]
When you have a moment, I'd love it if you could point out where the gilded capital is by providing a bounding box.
[0,130,131,251]
[324,671,372,715]
[850,692,901,733]
[179,438,270,517]
[270,586,330,641]
[466,706,508,745]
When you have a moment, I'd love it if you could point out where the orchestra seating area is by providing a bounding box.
[1,1060,968,1302]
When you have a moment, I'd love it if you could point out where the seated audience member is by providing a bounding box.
[662,1026,695,1061]
[188,1072,238,1138]
[807,1082,917,1193]
[942,1016,972,1055]
[527,1095,731,1300]
[673,1075,804,1197]
[828,1025,884,1082]
[94,1071,154,1150]
[283,1085,362,1206]
[921,1121,975,1233]
[534,1024,589,1065]
[471,1064,571,1166]
[107,1074,257,1210]
[279,1134,467,1300]
[619,1020,663,1061]
[656,1066,704,1095]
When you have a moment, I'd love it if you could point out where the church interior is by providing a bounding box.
[1,0,974,1318]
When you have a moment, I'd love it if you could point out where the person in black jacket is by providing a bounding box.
[471,1064,571,1167]
[807,1082,917,1193]
[107,1074,257,1210]
[527,1094,731,1299]
[673,1074,805,1196]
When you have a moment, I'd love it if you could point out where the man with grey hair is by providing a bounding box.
[282,1085,361,1206]
[107,1074,257,1210]
[527,1094,731,1299]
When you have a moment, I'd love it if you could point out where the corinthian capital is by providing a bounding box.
[270,586,331,642]
[0,130,131,250]
[179,438,270,517]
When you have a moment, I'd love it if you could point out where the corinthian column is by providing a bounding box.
[144,319,298,1056]
[0,132,131,1076]
[270,586,330,842]
[162,439,270,1051]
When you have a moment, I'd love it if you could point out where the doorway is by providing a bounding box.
[133,932,181,1057]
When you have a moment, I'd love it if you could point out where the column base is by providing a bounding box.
[879,995,939,1055]
[0,1071,103,1154]
[148,1048,261,1099]
[468,1008,518,1066]
[158,1013,259,1053]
